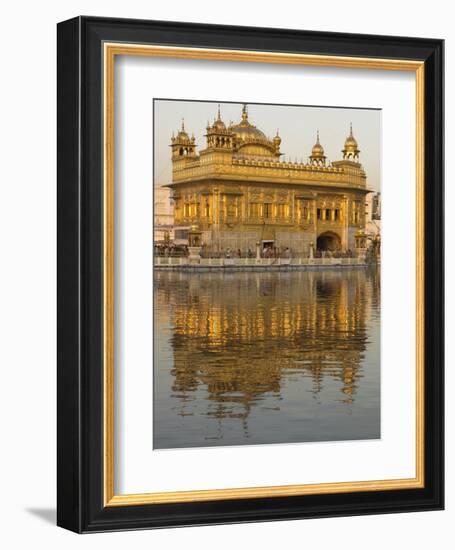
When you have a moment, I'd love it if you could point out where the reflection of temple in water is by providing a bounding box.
[154,269,380,425]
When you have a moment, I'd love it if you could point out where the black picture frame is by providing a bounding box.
[57,16,444,533]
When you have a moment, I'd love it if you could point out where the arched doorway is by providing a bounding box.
[317,231,341,252]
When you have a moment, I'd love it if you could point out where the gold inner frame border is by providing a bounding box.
[103,42,425,507]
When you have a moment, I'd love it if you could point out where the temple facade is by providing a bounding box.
[167,105,371,256]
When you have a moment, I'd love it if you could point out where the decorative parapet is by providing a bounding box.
[171,155,367,190]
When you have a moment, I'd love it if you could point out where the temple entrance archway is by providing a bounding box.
[262,240,274,251]
[317,231,341,252]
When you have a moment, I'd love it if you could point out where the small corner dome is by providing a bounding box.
[344,124,359,150]
[213,118,226,131]
[177,129,189,140]
[211,105,226,131]
[312,141,324,157]
[176,119,190,141]
[310,131,325,158]
[344,134,358,148]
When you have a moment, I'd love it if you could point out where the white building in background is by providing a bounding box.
[154,185,174,243]
[365,191,381,238]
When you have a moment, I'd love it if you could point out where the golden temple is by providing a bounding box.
[167,104,371,255]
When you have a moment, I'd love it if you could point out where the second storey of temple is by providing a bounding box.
[166,104,372,254]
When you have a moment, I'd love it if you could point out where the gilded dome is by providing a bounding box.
[344,135,358,148]
[213,118,226,130]
[177,129,189,140]
[342,124,360,161]
[311,131,325,157]
[230,105,268,142]
[176,119,190,141]
[344,124,359,150]
[212,105,226,131]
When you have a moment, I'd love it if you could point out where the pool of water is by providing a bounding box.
[153,268,380,449]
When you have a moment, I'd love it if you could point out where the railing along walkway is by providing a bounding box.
[154,256,366,267]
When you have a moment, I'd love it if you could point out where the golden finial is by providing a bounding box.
[316,129,320,144]
[181,118,185,131]
[217,104,221,120]
[273,128,281,146]
[349,122,353,136]
[242,103,248,121]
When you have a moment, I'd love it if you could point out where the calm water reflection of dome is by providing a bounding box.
[154,268,380,449]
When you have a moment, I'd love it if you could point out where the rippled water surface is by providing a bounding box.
[154,268,380,449]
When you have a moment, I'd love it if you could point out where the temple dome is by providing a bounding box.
[230,105,268,142]
[177,129,189,140]
[309,131,326,165]
[176,119,190,141]
[342,124,360,160]
[344,134,358,149]
[344,124,359,150]
[213,118,226,130]
[211,105,226,131]
[311,131,325,157]
[231,123,267,141]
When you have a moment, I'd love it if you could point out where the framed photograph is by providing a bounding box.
[57,16,444,532]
